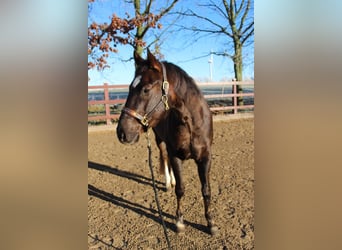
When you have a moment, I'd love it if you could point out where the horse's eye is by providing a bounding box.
[143,84,152,94]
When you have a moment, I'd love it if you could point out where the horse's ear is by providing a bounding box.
[134,50,145,66]
[147,48,161,72]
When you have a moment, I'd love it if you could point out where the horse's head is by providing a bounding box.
[117,49,169,144]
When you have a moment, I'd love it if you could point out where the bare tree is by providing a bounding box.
[88,0,179,71]
[133,0,179,57]
[180,0,254,105]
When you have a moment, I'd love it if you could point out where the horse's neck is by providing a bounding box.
[164,62,206,122]
[171,83,205,125]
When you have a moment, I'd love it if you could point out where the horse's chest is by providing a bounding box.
[170,124,191,159]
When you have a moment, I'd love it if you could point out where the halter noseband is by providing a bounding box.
[122,63,170,127]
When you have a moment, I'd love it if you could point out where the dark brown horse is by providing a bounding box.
[117,49,218,235]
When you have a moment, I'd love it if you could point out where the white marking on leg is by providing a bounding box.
[170,168,176,187]
[131,75,142,88]
[164,160,171,190]
[176,220,185,233]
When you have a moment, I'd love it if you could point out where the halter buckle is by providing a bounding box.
[161,95,169,110]
[162,80,169,94]
[141,115,149,127]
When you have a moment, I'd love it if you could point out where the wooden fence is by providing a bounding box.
[88,81,254,125]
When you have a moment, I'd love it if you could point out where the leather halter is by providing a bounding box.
[122,63,170,127]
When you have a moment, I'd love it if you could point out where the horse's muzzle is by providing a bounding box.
[116,122,140,144]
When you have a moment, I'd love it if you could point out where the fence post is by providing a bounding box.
[233,83,237,114]
[104,83,111,125]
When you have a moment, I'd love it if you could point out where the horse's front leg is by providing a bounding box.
[157,141,176,191]
[196,153,219,236]
[170,156,185,233]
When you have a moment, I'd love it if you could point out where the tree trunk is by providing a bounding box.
[134,0,144,59]
[134,25,145,68]
[233,41,244,106]
[135,23,144,54]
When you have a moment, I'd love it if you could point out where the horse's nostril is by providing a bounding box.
[117,125,126,142]
[118,129,126,142]
[120,132,126,142]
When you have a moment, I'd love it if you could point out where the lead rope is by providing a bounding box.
[146,128,172,250]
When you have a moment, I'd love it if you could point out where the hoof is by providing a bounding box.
[166,185,174,192]
[165,185,172,192]
[210,225,219,236]
[176,221,185,234]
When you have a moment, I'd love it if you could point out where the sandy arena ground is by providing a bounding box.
[88,117,254,249]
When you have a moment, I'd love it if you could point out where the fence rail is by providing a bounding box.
[88,81,254,125]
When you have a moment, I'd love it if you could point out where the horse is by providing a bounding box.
[116,49,218,235]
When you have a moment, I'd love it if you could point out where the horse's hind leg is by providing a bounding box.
[196,154,219,236]
[170,156,185,233]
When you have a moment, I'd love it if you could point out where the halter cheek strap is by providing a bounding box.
[122,62,170,128]
[122,107,150,127]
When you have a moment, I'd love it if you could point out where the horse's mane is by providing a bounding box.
[162,61,200,93]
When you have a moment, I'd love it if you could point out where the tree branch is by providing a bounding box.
[241,21,254,36]
[188,26,232,37]
[223,0,232,22]
[238,0,251,32]
[134,0,140,15]
[234,0,238,15]
[241,27,254,45]
[159,0,179,17]
[144,0,152,15]
[229,0,235,22]
[236,0,246,16]
[197,1,228,20]
[212,51,234,60]
[179,10,233,38]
